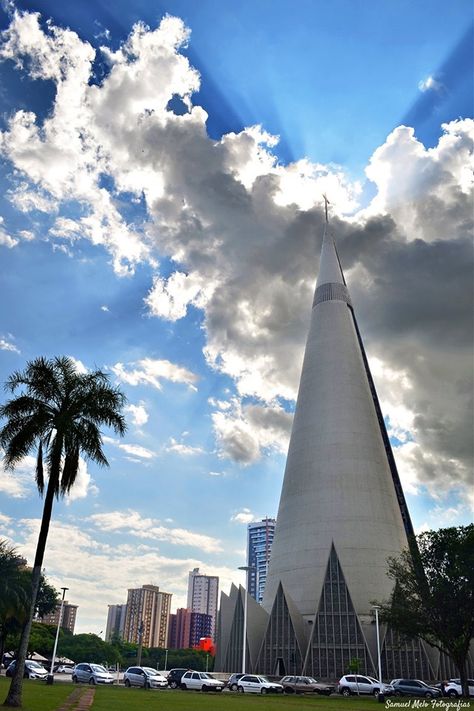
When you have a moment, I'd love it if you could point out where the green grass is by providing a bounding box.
[0,676,72,711]
[1,678,473,711]
[91,686,474,711]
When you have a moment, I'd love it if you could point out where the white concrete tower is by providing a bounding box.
[216,209,436,680]
[257,208,426,679]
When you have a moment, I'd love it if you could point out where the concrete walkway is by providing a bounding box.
[55,686,95,711]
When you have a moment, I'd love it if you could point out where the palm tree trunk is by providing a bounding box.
[3,470,57,707]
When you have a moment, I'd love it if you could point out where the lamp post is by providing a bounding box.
[238,565,256,675]
[48,587,68,685]
[164,648,168,671]
[372,605,382,685]
[137,620,144,666]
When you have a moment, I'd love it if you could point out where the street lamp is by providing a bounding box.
[238,565,256,675]
[48,587,68,684]
[372,605,382,685]
[164,648,168,671]
[137,620,144,666]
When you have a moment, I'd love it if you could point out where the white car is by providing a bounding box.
[6,660,48,680]
[180,670,224,692]
[123,666,168,689]
[444,679,474,698]
[237,674,284,694]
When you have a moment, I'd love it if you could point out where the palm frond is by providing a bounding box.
[36,441,44,495]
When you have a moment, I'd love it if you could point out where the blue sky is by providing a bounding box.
[0,0,472,635]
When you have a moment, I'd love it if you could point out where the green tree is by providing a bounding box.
[0,356,126,707]
[377,525,474,698]
[59,633,121,666]
[0,541,27,668]
[4,576,59,662]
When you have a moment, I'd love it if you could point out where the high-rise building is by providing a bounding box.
[247,518,276,603]
[105,604,127,642]
[187,568,218,640]
[216,213,467,680]
[38,601,78,633]
[123,585,172,648]
[168,608,212,649]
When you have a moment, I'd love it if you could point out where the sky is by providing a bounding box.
[0,0,472,637]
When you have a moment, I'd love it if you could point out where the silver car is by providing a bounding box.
[338,674,393,697]
[72,663,114,684]
[123,666,168,689]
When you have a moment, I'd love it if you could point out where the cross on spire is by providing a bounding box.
[322,194,330,224]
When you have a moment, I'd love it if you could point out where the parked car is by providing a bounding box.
[180,670,224,692]
[72,663,114,684]
[123,666,168,689]
[167,668,188,689]
[338,674,394,697]
[54,664,74,674]
[227,672,244,690]
[443,679,474,698]
[280,675,334,695]
[6,660,48,680]
[390,679,441,698]
[237,674,284,694]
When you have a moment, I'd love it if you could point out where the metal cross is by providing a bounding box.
[322,194,330,223]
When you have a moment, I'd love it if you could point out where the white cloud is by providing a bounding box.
[111,358,198,390]
[418,75,444,93]
[125,402,149,427]
[0,454,35,498]
[165,437,204,456]
[100,305,109,312]
[68,356,88,373]
[230,508,257,524]
[65,458,99,504]
[89,509,222,553]
[145,271,214,321]
[104,436,155,460]
[119,442,155,459]
[212,398,292,464]
[0,9,472,508]
[0,217,18,248]
[0,336,21,354]
[8,516,235,631]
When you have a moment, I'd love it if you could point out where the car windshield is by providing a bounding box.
[257,676,269,683]
[201,673,214,679]
[28,661,43,668]
[90,665,107,673]
[142,668,159,675]
[306,677,319,683]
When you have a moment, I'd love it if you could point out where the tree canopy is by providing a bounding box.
[377,525,474,697]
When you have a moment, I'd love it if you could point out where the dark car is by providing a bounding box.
[391,679,441,698]
[227,673,245,691]
[167,668,188,689]
[280,675,335,695]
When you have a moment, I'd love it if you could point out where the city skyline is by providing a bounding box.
[0,0,472,635]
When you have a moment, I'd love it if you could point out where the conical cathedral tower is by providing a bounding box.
[216,210,444,680]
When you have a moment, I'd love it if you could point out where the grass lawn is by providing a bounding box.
[91,686,474,711]
[0,676,72,711]
[1,678,473,710]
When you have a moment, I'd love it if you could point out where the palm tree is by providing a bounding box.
[0,540,28,670]
[0,356,126,707]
